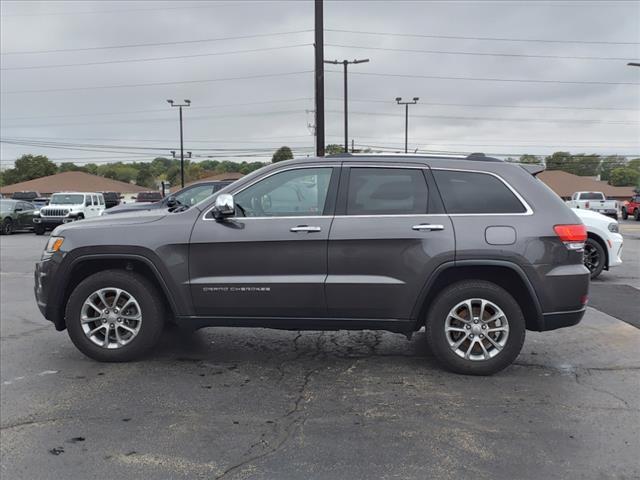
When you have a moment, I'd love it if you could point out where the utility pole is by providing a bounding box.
[167,99,191,188]
[314,0,325,157]
[395,97,419,153]
[324,58,369,153]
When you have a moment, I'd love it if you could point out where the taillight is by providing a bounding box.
[585,201,590,209]
[554,224,587,250]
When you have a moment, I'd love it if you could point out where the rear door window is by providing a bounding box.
[433,170,526,214]
[346,168,428,215]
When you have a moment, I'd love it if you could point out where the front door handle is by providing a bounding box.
[412,224,445,231]
[290,225,322,233]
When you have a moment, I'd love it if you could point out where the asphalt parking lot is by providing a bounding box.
[1,226,638,479]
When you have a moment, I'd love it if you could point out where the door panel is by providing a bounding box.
[326,165,455,319]
[327,215,454,319]
[188,166,339,318]
[189,217,332,317]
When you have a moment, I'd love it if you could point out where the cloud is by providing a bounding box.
[1,0,639,167]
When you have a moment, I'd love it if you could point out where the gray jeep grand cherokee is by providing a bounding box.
[34,154,589,375]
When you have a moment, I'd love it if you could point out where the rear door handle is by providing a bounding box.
[412,224,445,231]
[290,225,322,233]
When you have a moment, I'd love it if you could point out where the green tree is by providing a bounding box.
[519,154,542,164]
[58,162,87,173]
[84,163,99,175]
[134,163,155,188]
[627,158,640,172]
[599,155,627,181]
[272,146,293,163]
[545,152,599,176]
[97,162,138,183]
[609,167,640,187]
[2,154,57,184]
[150,157,172,178]
[325,144,345,155]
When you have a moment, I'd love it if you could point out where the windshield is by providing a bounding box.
[50,194,84,205]
[175,184,215,206]
[0,200,15,213]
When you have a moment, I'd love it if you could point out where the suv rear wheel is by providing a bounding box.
[426,280,526,375]
[65,270,164,362]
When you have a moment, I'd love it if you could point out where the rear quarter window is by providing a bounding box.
[433,170,527,214]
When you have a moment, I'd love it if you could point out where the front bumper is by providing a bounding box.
[33,216,76,228]
[34,257,65,330]
[606,233,624,268]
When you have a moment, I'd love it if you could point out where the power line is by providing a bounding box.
[0,30,313,55]
[1,109,309,128]
[0,44,312,71]
[338,70,640,86]
[2,97,633,122]
[326,110,639,125]
[7,134,636,147]
[1,71,313,95]
[326,28,640,46]
[0,3,240,17]
[1,98,314,121]
[325,43,638,62]
[327,97,638,112]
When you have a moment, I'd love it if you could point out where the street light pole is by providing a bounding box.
[395,97,419,153]
[167,99,191,188]
[324,58,369,153]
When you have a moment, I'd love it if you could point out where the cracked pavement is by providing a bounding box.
[1,233,639,479]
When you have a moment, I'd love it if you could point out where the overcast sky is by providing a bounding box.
[1,0,639,168]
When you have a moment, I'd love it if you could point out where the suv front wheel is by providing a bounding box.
[426,280,526,375]
[65,270,164,362]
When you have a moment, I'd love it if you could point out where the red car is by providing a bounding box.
[621,195,640,221]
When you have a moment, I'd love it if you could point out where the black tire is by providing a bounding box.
[1,219,13,235]
[65,270,165,362]
[34,224,45,235]
[584,238,606,279]
[621,208,628,220]
[426,280,526,376]
[635,209,640,221]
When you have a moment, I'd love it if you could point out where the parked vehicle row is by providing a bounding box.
[566,191,619,219]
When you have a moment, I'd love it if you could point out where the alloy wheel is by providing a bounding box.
[80,288,142,349]
[444,298,510,361]
[583,242,601,274]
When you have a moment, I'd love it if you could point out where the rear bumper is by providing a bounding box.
[541,307,587,331]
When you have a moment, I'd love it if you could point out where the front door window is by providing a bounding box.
[233,168,332,217]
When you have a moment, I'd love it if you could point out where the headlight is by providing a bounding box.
[608,223,619,233]
[45,236,64,253]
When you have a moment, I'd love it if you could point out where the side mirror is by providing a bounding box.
[166,196,178,208]
[212,193,235,221]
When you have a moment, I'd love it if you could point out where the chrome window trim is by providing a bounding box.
[200,163,532,220]
[431,167,533,216]
[201,164,335,221]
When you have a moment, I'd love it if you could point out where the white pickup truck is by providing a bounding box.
[566,191,618,220]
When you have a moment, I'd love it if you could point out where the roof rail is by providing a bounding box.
[466,152,503,162]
